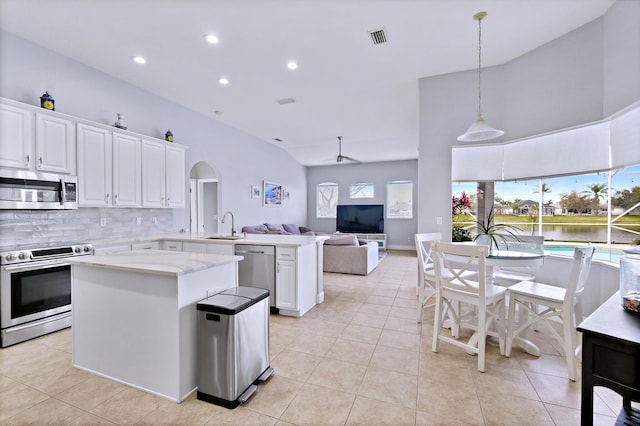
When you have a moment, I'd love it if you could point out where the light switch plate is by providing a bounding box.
[100,217,107,226]
[136,217,142,225]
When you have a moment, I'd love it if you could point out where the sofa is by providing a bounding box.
[322,234,379,276]
[241,223,314,235]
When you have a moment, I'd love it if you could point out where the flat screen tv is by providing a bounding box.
[336,204,384,234]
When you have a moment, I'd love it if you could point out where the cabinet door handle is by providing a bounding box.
[25,154,30,166]
[38,156,43,168]
[113,194,118,204]
[277,262,280,273]
[106,194,110,202]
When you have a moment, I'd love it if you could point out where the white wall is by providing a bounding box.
[0,30,307,242]
[418,0,640,238]
[306,160,418,249]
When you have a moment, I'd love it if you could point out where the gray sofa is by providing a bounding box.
[322,234,379,275]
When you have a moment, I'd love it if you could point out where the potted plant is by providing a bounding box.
[473,206,522,253]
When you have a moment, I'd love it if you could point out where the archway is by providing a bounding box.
[189,161,221,234]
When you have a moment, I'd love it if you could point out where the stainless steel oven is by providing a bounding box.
[1,243,93,347]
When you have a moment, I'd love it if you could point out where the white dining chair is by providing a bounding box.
[431,242,507,373]
[491,235,545,286]
[504,245,595,381]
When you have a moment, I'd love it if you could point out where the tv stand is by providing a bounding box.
[354,233,386,251]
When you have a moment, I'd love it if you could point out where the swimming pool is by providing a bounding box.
[543,245,624,263]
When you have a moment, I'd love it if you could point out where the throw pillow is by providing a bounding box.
[282,223,301,235]
[325,234,359,246]
[242,224,268,233]
[265,223,286,233]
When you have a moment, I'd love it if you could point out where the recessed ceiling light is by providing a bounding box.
[287,61,298,70]
[218,77,229,85]
[204,34,219,44]
[131,56,147,64]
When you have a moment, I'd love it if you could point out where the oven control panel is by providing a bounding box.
[1,243,94,265]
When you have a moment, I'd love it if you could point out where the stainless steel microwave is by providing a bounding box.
[0,169,78,209]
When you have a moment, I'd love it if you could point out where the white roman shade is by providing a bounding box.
[452,101,640,182]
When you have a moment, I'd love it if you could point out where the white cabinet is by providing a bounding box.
[165,144,186,208]
[354,233,387,251]
[131,241,160,250]
[206,244,234,255]
[182,242,207,253]
[142,139,186,208]
[77,125,149,209]
[77,124,112,207]
[0,103,74,174]
[112,132,141,207]
[35,114,75,174]
[0,103,33,169]
[161,241,183,251]
[276,248,297,311]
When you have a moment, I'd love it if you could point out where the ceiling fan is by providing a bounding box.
[336,136,360,164]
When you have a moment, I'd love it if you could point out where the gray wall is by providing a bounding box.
[418,0,640,239]
[306,160,418,250]
[0,30,307,246]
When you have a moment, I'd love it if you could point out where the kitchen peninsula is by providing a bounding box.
[70,249,242,402]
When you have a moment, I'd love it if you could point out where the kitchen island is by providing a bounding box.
[70,249,242,403]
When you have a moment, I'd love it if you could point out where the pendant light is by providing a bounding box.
[457,11,504,142]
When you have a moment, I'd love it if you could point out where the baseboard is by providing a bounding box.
[387,244,415,251]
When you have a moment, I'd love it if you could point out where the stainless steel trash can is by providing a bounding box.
[196,286,273,408]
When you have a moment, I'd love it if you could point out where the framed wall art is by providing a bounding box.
[251,185,261,199]
[263,180,282,206]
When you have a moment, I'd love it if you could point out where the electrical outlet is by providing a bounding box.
[136,217,142,225]
[436,216,443,225]
[100,217,107,226]
[152,217,158,224]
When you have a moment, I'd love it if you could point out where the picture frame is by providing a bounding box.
[251,185,261,199]
[263,180,282,206]
[284,191,290,201]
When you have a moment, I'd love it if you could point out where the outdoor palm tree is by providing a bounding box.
[534,182,551,204]
[585,183,608,203]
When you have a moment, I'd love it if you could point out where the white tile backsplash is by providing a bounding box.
[0,208,174,248]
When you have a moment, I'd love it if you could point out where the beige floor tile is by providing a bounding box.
[1,397,85,425]
[378,329,421,352]
[135,392,218,425]
[470,362,540,401]
[325,338,376,365]
[37,327,73,353]
[16,360,93,396]
[384,315,422,334]
[389,305,418,320]
[359,303,392,316]
[56,374,128,411]
[340,324,382,345]
[350,311,388,329]
[418,351,475,387]
[346,396,416,425]
[366,295,395,306]
[479,393,554,425]
[90,386,174,425]
[243,375,303,419]
[294,317,347,337]
[270,349,322,381]
[280,383,355,426]
[66,412,117,425]
[0,381,50,423]
[205,405,279,425]
[417,377,484,425]
[286,332,336,357]
[415,409,478,426]
[358,367,417,409]
[370,345,419,376]
[307,357,367,393]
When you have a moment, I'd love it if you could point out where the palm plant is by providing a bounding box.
[473,206,523,251]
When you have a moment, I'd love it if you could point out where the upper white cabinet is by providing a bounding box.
[0,103,74,174]
[112,132,142,207]
[142,139,186,208]
[0,103,33,169]
[77,124,112,207]
[35,114,75,174]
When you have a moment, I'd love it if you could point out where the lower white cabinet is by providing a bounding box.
[182,242,207,253]
[276,248,297,311]
[161,241,183,251]
[206,244,234,255]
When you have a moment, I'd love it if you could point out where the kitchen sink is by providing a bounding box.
[206,235,245,240]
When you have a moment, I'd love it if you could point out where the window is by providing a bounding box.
[349,183,374,198]
[387,180,413,218]
[316,182,338,218]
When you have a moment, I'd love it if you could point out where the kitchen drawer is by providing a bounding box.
[207,244,234,255]
[161,241,183,251]
[276,247,296,261]
[131,241,159,250]
[182,242,207,253]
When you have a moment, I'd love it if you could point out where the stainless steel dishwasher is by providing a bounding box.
[235,245,276,309]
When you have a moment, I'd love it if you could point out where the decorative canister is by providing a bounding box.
[40,91,55,111]
[114,113,127,130]
[620,251,640,314]
[165,130,173,142]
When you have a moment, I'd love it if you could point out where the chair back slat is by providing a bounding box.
[415,233,441,272]
[433,242,488,297]
[567,246,595,302]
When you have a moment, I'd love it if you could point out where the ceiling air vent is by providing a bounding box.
[276,98,295,105]
[369,28,388,45]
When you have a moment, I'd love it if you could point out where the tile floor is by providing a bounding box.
[0,250,623,425]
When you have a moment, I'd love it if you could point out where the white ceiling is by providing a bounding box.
[0,0,615,166]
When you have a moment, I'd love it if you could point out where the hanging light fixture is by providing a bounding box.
[457,11,504,142]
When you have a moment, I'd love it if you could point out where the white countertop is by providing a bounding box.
[90,232,329,249]
[70,249,242,277]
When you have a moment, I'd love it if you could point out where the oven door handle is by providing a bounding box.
[4,311,72,333]
[3,260,70,272]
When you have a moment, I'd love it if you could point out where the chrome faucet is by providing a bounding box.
[221,211,236,236]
